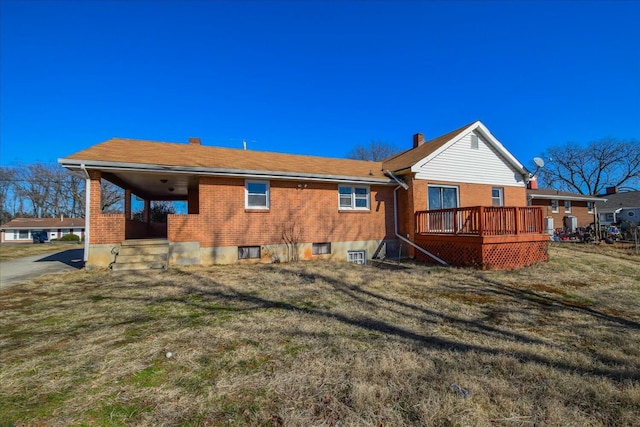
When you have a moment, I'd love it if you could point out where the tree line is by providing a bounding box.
[0,163,123,224]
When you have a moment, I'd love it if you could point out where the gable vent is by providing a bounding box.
[470,134,479,150]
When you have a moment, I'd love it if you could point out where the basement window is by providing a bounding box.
[238,246,261,259]
[312,242,331,255]
[347,250,366,265]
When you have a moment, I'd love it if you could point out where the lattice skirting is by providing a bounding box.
[414,235,549,270]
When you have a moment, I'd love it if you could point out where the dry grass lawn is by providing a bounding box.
[1,243,639,426]
[0,243,75,261]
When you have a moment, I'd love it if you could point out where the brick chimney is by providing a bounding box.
[605,186,618,195]
[413,133,425,148]
[527,177,538,190]
[189,137,201,145]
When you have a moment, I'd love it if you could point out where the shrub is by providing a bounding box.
[59,234,80,242]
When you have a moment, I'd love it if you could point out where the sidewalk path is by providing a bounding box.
[0,249,84,290]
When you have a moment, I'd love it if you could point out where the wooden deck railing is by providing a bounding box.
[415,206,544,236]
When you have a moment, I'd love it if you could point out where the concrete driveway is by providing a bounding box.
[0,248,84,290]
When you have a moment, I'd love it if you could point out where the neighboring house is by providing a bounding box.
[0,217,85,243]
[58,120,548,270]
[526,185,604,233]
[597,188,640,226]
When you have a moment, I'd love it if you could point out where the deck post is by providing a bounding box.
[478,206,484,236]
[514,207,520,235]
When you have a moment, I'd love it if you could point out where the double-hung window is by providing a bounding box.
[587,202,594,214]
[245,180,269,209]
[338,186,369,210]
[491,187,504,207]
[551,199,559,213]
[564,200,571,213]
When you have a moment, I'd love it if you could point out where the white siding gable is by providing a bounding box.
[412,130,526,187]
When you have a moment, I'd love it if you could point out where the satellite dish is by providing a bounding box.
[533,157,545,168]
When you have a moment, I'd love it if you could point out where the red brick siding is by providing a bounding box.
[168,177,395,247]
[530,199,596,228]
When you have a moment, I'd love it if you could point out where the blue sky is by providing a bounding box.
[1,0,639,169]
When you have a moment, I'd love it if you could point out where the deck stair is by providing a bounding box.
[111,239,169,271]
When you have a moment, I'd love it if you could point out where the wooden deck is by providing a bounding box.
[414,206,549,269]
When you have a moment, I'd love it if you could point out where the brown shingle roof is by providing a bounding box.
[382,122,477,172]
[1,217,85,229]
[527,188,603,201]
[63,138,388,181]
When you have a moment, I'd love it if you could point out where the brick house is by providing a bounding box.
[59,120,549,270]
[0,217,85,243]
[526,186,604,233]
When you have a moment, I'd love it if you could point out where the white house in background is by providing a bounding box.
[597,188,640,226]
[0,217,85,243]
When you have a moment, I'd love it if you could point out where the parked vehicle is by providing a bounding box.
[31,231,48,243]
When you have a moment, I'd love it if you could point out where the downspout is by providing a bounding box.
[386,171,447,266]
[80,164,90,263]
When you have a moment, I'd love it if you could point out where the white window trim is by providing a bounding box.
[338,185,370,211]
[587,202,594,214]
[245,180,270,210]
[347,250,366,265]
[551,199,559,213]
[564,200,571,213]
[427,185,460,210]
[491,187,504,207]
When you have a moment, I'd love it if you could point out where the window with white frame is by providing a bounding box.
[312,242,331,255]
[564,200,571,213]
[238,246,261,259]
[17,230,29,239]
[347,250,366,265]
[491,187,504,206]
[338,186,370,210]
[245,180,269,209]
[428,185,459,210]
[587,201,594,213]
[551,199,559,213]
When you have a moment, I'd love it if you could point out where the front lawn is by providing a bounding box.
[1,245,639,426]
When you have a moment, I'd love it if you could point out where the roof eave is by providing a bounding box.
[58,158,395,185]
[527,193,605,202]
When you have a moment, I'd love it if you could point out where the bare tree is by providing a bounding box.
[101,180,124,213]
[282,222,303,262]
[347,140,400,161]
[537,138,640,195]
[0,167,15,223]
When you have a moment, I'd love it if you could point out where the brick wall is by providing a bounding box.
[88,170,125,245]
[411,179,527,208]
[168,177,395,248]
[530,199,596,228]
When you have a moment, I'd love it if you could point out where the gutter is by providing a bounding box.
[388,175,448,266]
[80,164,90,263]
[58,158,394,186]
